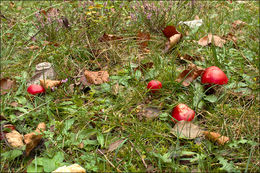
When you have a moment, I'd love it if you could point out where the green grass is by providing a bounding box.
[1,1,259,172]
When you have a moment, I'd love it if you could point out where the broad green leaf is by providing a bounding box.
[204,95,218,103]
[1,149,23,161]
[63,118,75,133]
[97,132,104,147]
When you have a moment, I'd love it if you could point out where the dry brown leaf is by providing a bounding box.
[232,20,246,29]
[5,130,24,148]
[180,54,204,62]
[40,79,61,89]
[162,25,180,38]
[137,31,150,49]
[108,139,125,152]
[203,131,229,145]
[137,107,160,120]
[43,41,60,47]
[198,33,226,47]
[99,33,123,42]
[134,62,154,73]
[0,78,16,95]
[176,64,204,86]
[84,70,109,85]
[24,122,46,156]
[28,45,39,50]
[224,32,237,43]
[164,33,182,53]
[171,121,203,139]
[78,142,84,149]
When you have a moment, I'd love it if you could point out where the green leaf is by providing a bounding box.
[204,95,218,103]
[217,156,240,173]
[97,133,104,147]
[63,118,75,133]
[1,149,23,161]
[27,164,44,173]
[53,151,65,163]
[42,158,56,172]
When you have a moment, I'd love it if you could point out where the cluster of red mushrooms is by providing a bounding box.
[147,66,228,122]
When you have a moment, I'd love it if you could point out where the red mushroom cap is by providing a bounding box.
[171,103,195,123]
[27,84,45,95]
[147,80,162,93]
[201,66,228,85]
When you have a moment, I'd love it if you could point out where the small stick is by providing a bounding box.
[129,140,148,169]
[97,149,121,172]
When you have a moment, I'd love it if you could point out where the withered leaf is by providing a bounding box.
[164,33,182,53]
[28,45,39,50]
[203,131,229,145]
[108,139,125,152]
[232,20,246,29]
[24,122,46,156]
[5,130,24,148]
[180,54,204,62]
[43,41,60,47]
[162,25,179,38]
[137,107,160,120]
[40,79,61,89]
[137,31,150,49]
[99,33,123,42]
[84,70,109,85]
[176,64,204,86]
[0,78,16,95]
[198,33,226,47]
[171,121,203,139]
[134,62,154,73]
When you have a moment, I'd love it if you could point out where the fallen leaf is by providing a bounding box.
[24,122,46,156]
[84,70,109,85]
[40,79,61,89]
[203,131,229,145]
[43,41,60,47]
[162,25,179,38]
[0,78,16,95]
[9,2,15,8]
[232,20,246,29]
[137,31,150,49]
[53,164,86,173]
[176,64,204,86]
[5,130,24,148]
[28,45,39,50]
[99,33,123,42]
[78,142,84,149]
[134,62,154,73]
[28,62,56,86]
[194,15,200,20]
[223,32,237,43]
[10,102,19,107]
[164,33,182,53]
[137,105,160,120]
[179,19,203,28]
[171,121,203,139]
[108,139,125,152]
[180,54,204,62]
[198,33,226,47]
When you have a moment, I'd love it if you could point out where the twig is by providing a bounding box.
[24,28,42,45]
[97,149,122,172]
[129,140,148,169]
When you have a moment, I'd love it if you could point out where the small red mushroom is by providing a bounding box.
[27,84,45,95]
[201,66,228,85]
[147,80,162,93]
[171,104,195,123]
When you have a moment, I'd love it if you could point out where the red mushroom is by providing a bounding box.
[171,104,195,123]
[27,84,45,95]
[147,80,162,93]
[201,66,228,85]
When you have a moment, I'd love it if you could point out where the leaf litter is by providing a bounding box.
[171,121,203,139]
[0,78,16,95]
[176,63,204,87]
[198,33,226,47]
